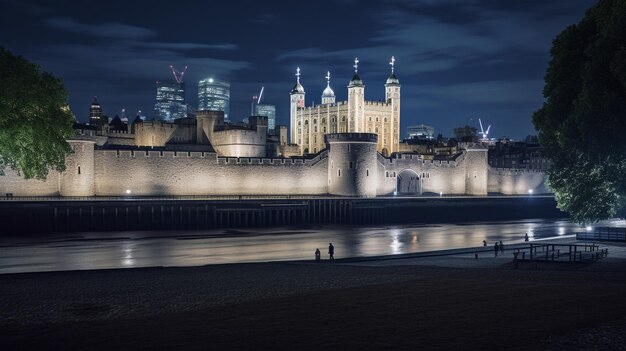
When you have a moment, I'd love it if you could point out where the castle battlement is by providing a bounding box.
[364,100,390,107]
[100,149,216,159]
[489,167,547,175]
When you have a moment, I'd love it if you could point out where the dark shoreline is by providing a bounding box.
[0,195,565,234]
[2,252,626,350]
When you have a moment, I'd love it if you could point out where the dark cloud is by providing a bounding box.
[44,17,157,39]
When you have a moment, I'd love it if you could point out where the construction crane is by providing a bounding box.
[169,65,188,84]
[479,118,491,141]
[257,86,265,105]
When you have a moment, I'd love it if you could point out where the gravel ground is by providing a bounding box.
[0,263,427,326]
[1,244,626,350]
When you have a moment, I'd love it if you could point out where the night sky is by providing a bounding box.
[1,0,595,139]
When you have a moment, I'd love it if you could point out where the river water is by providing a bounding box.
[0,218,620,274]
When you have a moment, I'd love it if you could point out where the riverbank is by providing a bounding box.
[2,240,626,350]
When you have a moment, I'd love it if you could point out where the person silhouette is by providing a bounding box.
[494,242,499,257]
[315,248,321,263]
[499,240,504,254]
[524,233,529,242]
[483,240,487,247]
[328,243,335,261]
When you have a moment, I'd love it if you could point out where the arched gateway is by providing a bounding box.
[396,169,421,195]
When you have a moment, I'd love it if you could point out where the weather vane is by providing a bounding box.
[390,56,395,74]
[296,67,301,82]
[325,71,331,84]
[353,57,359,74]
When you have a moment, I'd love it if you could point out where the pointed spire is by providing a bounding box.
[386,55,400,85]
[322,71,335,98]
[349,58,363,87]
[291,66,305,94]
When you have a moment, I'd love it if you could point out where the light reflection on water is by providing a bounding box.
[0,218,617,273]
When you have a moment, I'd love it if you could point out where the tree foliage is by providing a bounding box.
[533,0,626,223]
[0,47,75,180]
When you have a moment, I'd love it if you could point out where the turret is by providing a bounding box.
[289,67,305,144]
[384,56,401,154]
[321,71,335,105]
[347,58,365,133]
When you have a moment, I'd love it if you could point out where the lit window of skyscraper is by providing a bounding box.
[198,77,230,122]
[255,104,276,131]
[155,81,186,121]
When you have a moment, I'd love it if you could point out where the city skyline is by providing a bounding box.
[0,0,596,138]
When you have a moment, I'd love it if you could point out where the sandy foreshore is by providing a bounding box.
[1,242,626,350]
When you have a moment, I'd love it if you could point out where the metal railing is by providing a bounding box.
[576,227,626,242]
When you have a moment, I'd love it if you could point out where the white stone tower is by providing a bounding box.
[385,56,401,154]
[347,58,365,132]
[321,71,335,105]
[289,67,305,144]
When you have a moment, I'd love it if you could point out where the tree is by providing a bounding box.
[0,47,75,180]
[533,0,626,223]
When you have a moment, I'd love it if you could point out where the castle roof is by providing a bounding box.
[291,81,305,94]
[349,73,363,87]
[386,72,400,85]
[322,84,335,97]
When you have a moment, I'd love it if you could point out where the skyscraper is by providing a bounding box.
[255,104,276,131]
[89,97,106,127]
[155,81,187,121]
[198,77,230,122]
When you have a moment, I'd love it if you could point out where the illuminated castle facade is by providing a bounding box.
[290,58,400,156]
[0,58,549,198]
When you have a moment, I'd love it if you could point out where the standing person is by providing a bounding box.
[315,248,321,263]
[494,242,499,257]
[525,233,529,242]
[328,243,335,261]
[483,240,487,247]
[499,240,504,254]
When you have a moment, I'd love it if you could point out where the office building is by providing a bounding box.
[198,77,230,122]
[155,81,186,121]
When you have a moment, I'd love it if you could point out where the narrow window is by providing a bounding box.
[338,169,341,177]
[77,166,81,175]
[366,169,369,177]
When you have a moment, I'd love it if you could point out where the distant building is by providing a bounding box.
[256,104,276,131]
[155,81,186,121]
[89,97,107,127]
[488,137,550,171]
[198,78,230,122]
[453,125,478,142]
[406,124,434,140]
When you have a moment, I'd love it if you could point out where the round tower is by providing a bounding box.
[60,140,95,196]
[326,133,378,197]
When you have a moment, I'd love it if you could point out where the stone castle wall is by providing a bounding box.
[93,150,328,196]
[488,168,550,194]
[0,140,95,197]
[0,135,550,198]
